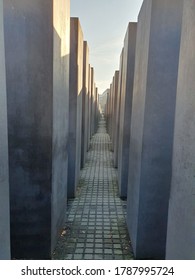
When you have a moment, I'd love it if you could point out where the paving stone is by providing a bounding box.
[84,254,94,260]
[74,254,83,260]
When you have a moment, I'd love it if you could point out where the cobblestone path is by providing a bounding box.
[53,115,134,260]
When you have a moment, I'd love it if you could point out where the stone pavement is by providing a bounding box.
[53,115,134,260]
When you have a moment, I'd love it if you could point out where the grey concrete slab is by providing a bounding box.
[87,65,91,150]
[111,71,119,152]
[95,88,100,132]
[90,75,96,137]
[90,68,94,138]
[0,0,10,260]
[68,17,83,198]
[81,41,89,168]
[114,50,124,168]
[127,0,183,259]
[4,0,70,259]
[118,23,137,198]
[166,0,195,260]
[99,89,108,113]
[107,83,113,137]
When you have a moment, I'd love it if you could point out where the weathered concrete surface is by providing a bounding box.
[166,0,195,260]
[68,17,83,198]
[127,0,183,259]
[111,71,119,154]
[81,41,89,168]
[94,87,98,133]
[87,65,91,150]
[107,83,113,138]
[0,0,10,260]
[4,0,70,259]
[114,50,124,168]
[99,89,109,113]
[118,23,137,198]
[51,0,70,253]
[90,70,95,137]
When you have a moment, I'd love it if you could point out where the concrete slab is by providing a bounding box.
[107,83,113,137]
[90,72,96,137]
[90,68,94,138]
[81,41,89,168]
[114,50,124,168]
[4,0,70,259]
[94,87,98,133]
[127,0,183,259]
[87,65,91,150]
[0,0,10,260]
[166,0,195,260]
[111,71,119,153]
[68,17,83,198]
[118,23,137,198]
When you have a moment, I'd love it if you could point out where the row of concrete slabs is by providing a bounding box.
[105,0,195,260]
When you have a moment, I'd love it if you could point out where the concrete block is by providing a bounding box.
[118,23,137,198]
[0,0,10,260]
[90,68,95,137]
[114,49,124,168]
[95,87,99,132]
[111,71,119,152]
[4,0,70,259]
[99,89,109,113]
[107,83,113,137]
[81,41,89,168]
[166,0,195,260]
[68,17,83,198]
[127,0,183,259]
[87,65,91,149]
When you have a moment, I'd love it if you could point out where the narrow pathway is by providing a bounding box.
[53,115,134,260]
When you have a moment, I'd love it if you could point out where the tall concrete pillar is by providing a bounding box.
[81,41,89,168]
[111,71,119,151]
[108,83,113,136]
[118,23,137,198]
[87,65,91,149]
[114,49,124,168]
[0,0,10,260]
[4,0,70,259]
[166,0,195,260]
[127,0,183,259]
[68,17,83,198]
[90,68,95,137]
[94,87,98,132]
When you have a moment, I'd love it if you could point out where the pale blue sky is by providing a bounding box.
[71,0,143,94]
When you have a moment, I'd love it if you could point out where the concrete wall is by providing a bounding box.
[118,23,137,198]
[0,0,10,260]
[111,71,119,151]
[81,41,89,168]
[127,0,183,259]
[68,17,83,198]
[94,87,98,132]
[51,0,70,253]
[111,71,119,155]
[90,68,95,137]
[166,0,195,260]
[4,0,70,259]
[114,50,124,168]
[107,83,113,137]
[87,65,91,149]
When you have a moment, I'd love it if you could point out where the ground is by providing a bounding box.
[53,115,134,260]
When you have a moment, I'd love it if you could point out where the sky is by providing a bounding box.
[70,0,144,94]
